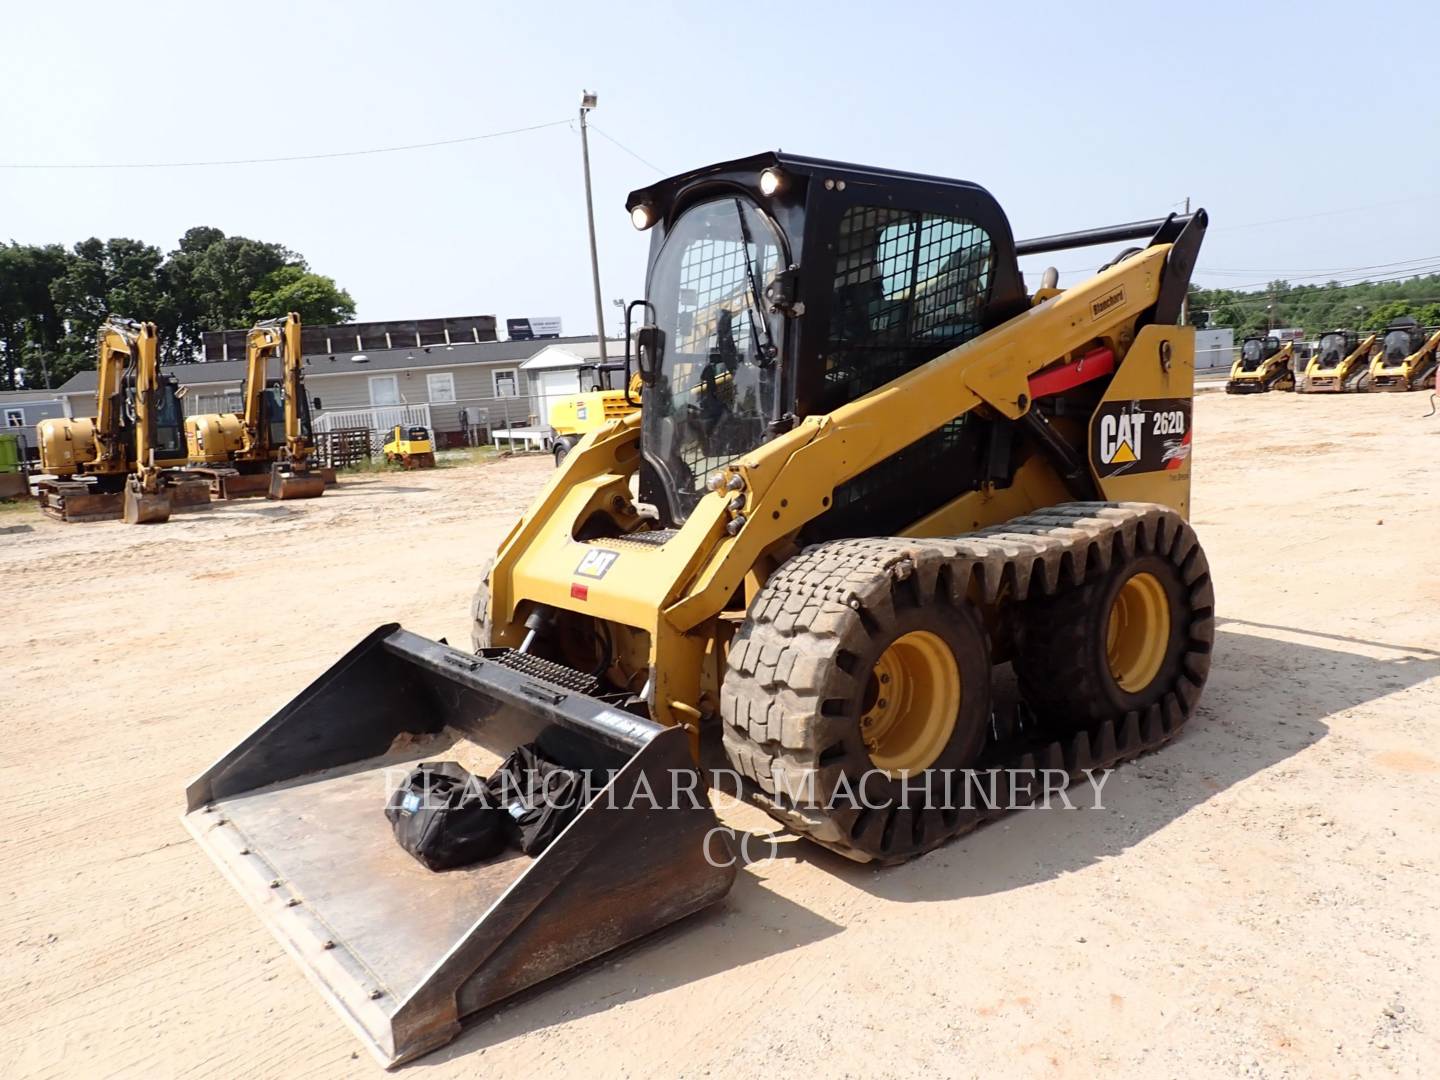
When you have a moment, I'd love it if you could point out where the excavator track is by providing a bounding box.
[721,502,1214,863]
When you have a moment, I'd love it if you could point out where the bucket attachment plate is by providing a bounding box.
[122,481,170,524]
[268,463,326,500]
[184,627,736,1066]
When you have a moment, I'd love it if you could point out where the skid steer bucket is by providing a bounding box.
[183,626,737,1067]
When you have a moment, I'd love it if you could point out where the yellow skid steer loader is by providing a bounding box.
[1302,329,1376,392]
[186,152,1214,1066]
[1226,335,1296,393]
[1368,318,1440,391]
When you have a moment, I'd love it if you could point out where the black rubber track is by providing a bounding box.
[720,502,1215,863]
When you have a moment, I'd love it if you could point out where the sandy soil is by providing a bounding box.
[3,391,1438,1079]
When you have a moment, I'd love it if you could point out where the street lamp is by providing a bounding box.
[578,90,608,365]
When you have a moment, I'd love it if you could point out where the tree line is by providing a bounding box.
[1188,274,1440,338]
[0,226,355,390]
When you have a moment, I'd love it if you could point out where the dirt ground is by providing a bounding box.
[3,390,1438,1079]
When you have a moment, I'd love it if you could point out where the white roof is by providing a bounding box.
[520,339,625,371]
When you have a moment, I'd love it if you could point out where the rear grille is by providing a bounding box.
[604,529,677,548]
[486,650,599,695]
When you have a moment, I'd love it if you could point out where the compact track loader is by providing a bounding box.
[1368,318,1440,391]
[1302,329,1376,392]
[1226,335,1296,393]
[187,153,1214,1066]
[36,318,211,522]
[186,313,331,498]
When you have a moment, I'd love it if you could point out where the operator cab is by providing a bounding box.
[119,369,189,466]
[1381,319,1422,365]
[625,152,1028,528]
[1315,330,1357,370]
[259,380,315,451]
[577,361,628,393]
[1239,336,1281,371]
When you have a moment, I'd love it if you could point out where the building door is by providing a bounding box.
[533,368,581,429]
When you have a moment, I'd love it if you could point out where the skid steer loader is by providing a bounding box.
[1302,329,1376,392]
[186,152,1214,1066]
[1368,318,1440,391]
[1226,335,1296,393]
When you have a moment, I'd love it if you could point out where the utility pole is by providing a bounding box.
[578,91,608,365]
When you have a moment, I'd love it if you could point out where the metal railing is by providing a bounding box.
[313,403,433,451]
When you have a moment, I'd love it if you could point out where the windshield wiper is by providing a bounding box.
[732,199,778,366]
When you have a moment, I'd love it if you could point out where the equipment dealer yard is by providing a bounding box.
[3,391,1438,1078]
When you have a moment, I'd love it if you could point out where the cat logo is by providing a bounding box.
[575,548,619,579]
[1098,409,1144,465]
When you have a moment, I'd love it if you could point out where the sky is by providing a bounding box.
[4,0,1438,337]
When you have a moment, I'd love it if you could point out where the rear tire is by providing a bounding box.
[1014,548,1208,732]
[553,439,572,467]
[470,557,494,652]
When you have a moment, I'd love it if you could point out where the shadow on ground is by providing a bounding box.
[409,620,1439,1066]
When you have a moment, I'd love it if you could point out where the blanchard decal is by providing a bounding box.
[576,403,588,421]
[1090,285,1127,322]
[1092,398,1192,478]
[575,548,619,579]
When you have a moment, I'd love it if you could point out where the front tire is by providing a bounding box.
[470,557,494,652]
[721,543,992,863]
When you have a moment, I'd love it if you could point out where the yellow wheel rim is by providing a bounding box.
[861,630,960,777]
[1106,571,1170,693]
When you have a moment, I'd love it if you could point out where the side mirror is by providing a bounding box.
[636,325,663,386]
[623,300,658,405]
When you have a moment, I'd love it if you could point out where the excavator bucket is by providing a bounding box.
[122,480,170,524]
[267,462,326,500]
[183,626,737,1067]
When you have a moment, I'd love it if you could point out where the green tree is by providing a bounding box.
[0,242,72,389]
[48,237,171,386]
[162,230,294,361]
[248,265,356,325]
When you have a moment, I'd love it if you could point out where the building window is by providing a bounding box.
[492,369,518,398]
[368,374,400,406]
[4,409,22,427]
[426,372,456,404]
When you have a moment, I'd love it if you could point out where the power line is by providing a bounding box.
[586,123,666,174]
[0,119,571,169]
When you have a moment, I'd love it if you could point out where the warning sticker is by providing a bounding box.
[1092,398,1191,478]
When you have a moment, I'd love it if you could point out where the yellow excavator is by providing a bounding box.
[185,313,329,499]
[37,318,211,522]
[185,152,1214,1066]
[1226,335,1296,393]
[1302,329,1376,392]
[546,361,641,465]
[1368,318,1440,391]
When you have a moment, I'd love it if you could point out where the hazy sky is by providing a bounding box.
[5,0,1436,336]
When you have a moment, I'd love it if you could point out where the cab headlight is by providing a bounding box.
[630,204,656,230]
[759,168,786,197]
